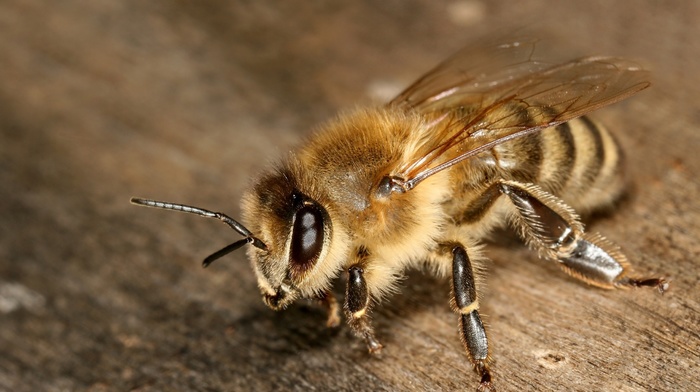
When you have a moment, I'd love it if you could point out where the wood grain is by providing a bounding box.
[1,1,698,391]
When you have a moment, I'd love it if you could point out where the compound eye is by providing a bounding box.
[290,204,324,271]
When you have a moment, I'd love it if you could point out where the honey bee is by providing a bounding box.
[131,35,668,391]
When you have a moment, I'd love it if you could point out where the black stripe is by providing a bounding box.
[610,131,625,180]
[491,101,542,184]
[579,116,605,182]
[507,131,542,183]
[551,121,576,193]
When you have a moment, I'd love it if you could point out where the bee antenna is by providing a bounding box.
[130,197,268,252]
[202,239,251,268]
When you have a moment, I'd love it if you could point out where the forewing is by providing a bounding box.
[391,34,551,110]
[390,38,650,189]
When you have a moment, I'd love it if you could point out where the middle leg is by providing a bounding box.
[448,243,493,391]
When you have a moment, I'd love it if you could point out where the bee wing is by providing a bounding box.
[390,35,549,110]
[390,37,650,189]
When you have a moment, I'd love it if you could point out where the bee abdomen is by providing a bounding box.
[454,116,625,224]
[538,116,625,212]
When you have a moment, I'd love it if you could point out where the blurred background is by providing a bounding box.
[1,1,698,391]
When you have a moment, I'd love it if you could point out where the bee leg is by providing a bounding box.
[316,290,341,328]
[498,180,668,293]
[345,265,383,354]
[451,245,493,392]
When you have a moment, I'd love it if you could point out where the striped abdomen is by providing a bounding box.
[535,116,625,212]
[452,115,625,224]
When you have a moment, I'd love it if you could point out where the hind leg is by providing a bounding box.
[498,179,668,292]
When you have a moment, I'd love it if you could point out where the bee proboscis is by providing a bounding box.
[131,35,668,391]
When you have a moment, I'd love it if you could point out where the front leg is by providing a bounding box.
[316,290,341,328]
[345,265,383,354]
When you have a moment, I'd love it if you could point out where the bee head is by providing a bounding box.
[241,168,343,310]
[130,165,346,311]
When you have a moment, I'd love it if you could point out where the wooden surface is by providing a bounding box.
[1,1,699,391]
